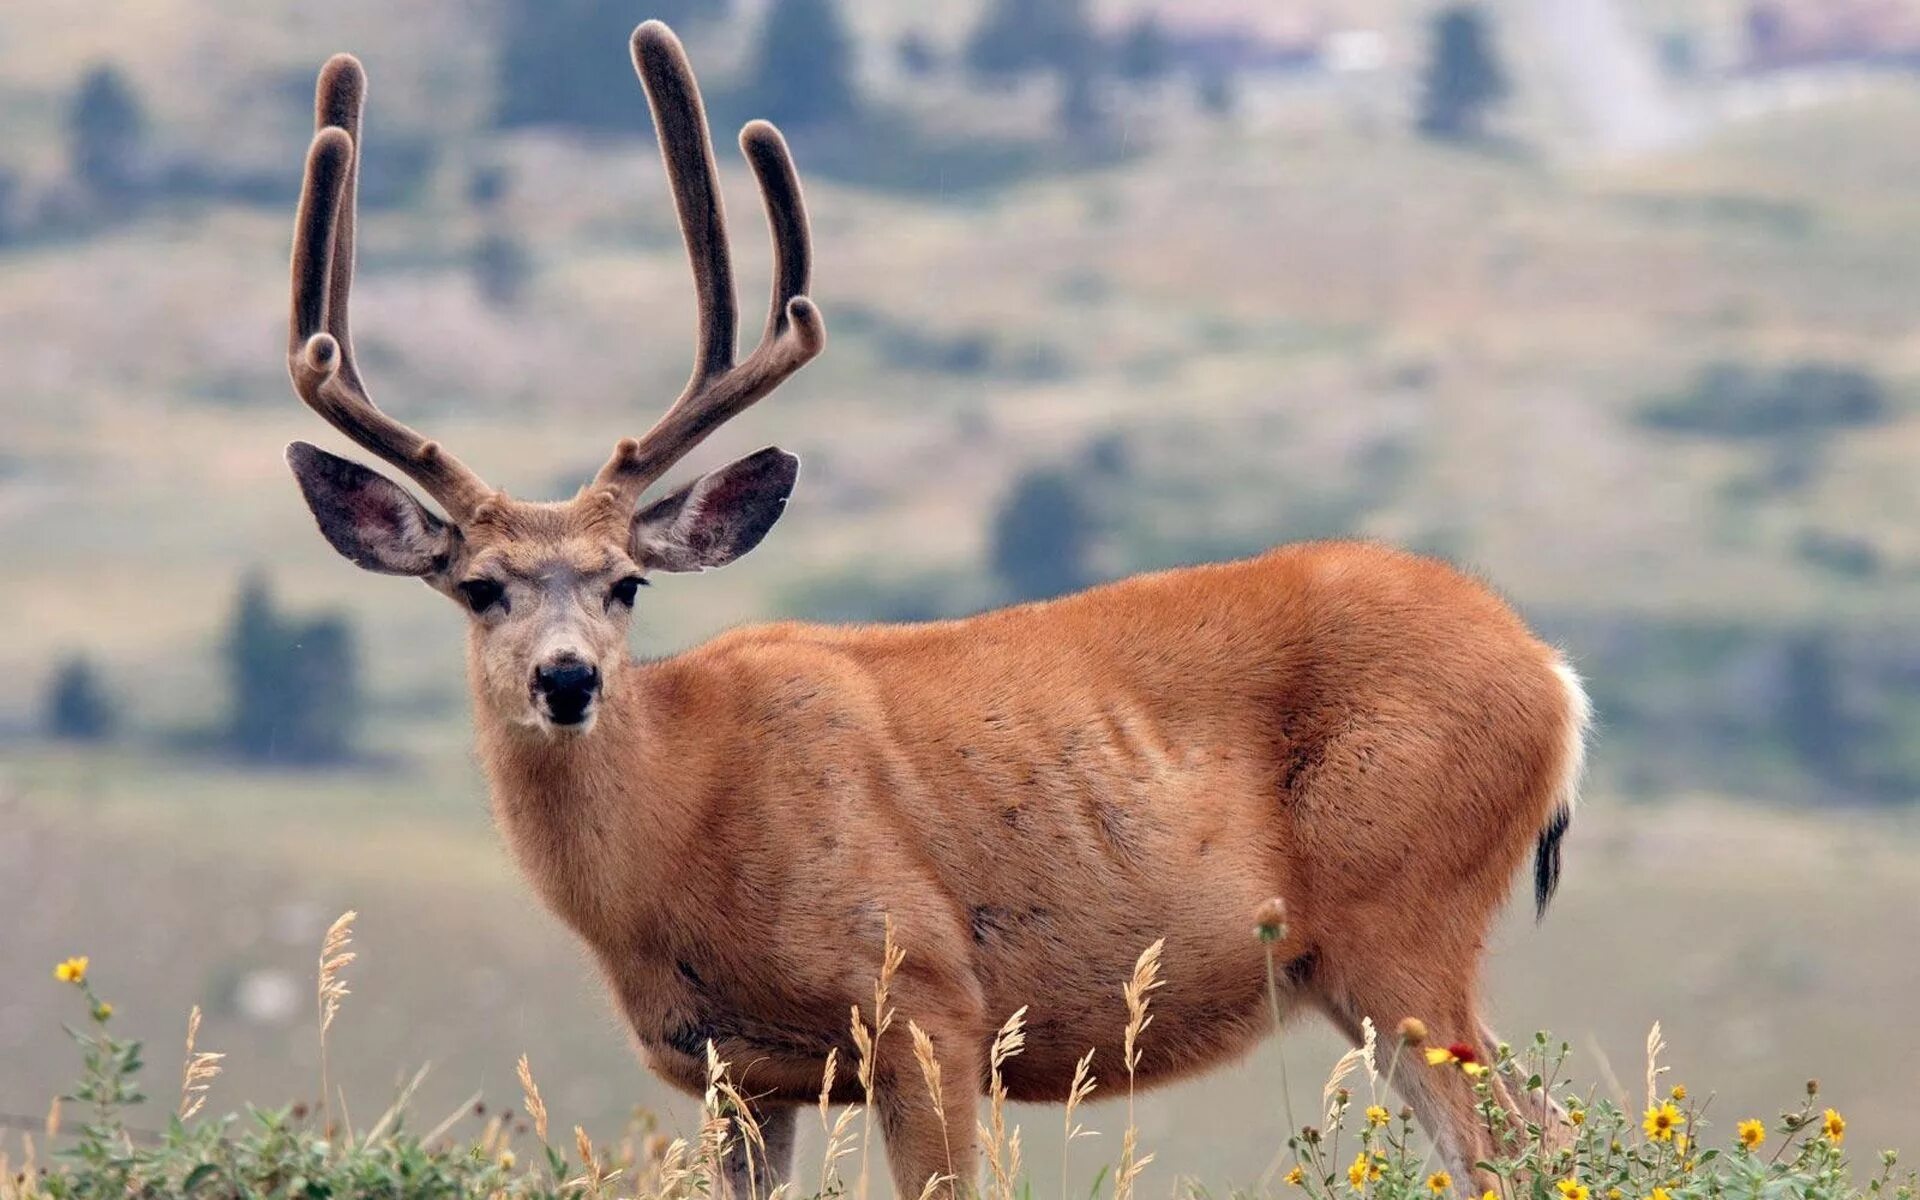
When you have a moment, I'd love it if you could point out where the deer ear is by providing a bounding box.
[630,448,799,573]
[286,441,456,576]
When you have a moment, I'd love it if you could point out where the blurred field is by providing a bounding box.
[7,0,1920,1188]
[6,752,1920,1177]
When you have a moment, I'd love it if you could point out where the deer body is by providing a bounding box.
[478,540,1585,1178]
[280,23,1586,1199]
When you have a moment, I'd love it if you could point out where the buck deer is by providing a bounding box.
[283,22,1589,1200]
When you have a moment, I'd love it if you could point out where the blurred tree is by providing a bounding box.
[896,30,941,79]
[989,466,1098,601]
[739,0,861,128]
[68,63,148,201]
[965,0,1105,132]
[1115,15,1174,85]
[495,0,726,131]
[226,574,362,764]
[1639,362,1887,439]
[43,655,117,742]
[966,0,1097,79]
[1417,5,1509,141]
[1781,630,1854,788]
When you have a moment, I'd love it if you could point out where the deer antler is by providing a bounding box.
[288,54,494,521]
[590,20,826,508]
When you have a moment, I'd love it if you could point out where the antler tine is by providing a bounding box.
[592,21,826,505]
[288,54,493,521]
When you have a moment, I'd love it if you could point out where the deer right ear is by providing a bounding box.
[286,441,456,577]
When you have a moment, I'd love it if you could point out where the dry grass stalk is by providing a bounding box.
[1644,1022,1668,1113]
[1116,940,1165,1200]
[818,1050,861,1198]
[315,910,356,1139]
[1061,1048,1098,1200]
[908,1020,955,1181]
[852,913,904,1200]
[517,1054,551,1144]
[363,1065,430,1148]
[914,1171,954,1200]
[569,1124,615,1196]
[177,1005,225,1121]
[1324,1046,1367,1119]
[704,1042,767,1200]
[43,1098,60,1143]
[979,1006,1028,1200]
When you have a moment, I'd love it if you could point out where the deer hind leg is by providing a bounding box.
[719,1103,797,1200]
[1316,957,1524,1196]
[1478,1022,1570,1130]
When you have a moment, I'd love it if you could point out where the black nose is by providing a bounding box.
[533,659,600,725]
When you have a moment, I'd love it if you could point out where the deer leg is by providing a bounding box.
[1318,961,1520,1196]
[1479,1022,1570,1130]
[878,1034,980,1200]
[719,1103,797,1200]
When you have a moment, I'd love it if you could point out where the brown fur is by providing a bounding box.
[282,23,1588,1200]
[462,527,1585,1198]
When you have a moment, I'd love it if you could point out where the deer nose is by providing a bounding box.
[532,657,600,725]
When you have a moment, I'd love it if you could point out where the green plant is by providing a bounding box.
[6,925,1911,1200]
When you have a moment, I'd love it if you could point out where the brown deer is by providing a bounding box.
[282,22,1589,1200]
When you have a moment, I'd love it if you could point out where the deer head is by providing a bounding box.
[284,22,824,735]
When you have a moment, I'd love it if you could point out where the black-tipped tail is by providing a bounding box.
[1533,803,1571,919]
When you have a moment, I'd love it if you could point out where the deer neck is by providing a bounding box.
[469,652,694,943]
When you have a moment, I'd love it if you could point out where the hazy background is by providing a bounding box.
[5,0,1920,1179]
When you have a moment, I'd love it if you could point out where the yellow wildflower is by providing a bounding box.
[54,956,88,985]
[1556,1181,1590,1200]
[1644,1101,1683,1142]
[1822,1109,1845,1143]
[1349,1153,1381,1188]
[1365,1105,1391,1128]
[1607,1189,1623,1200]
[1461,1061,1490,1078]
[1427,1173,1453,1194]
[1569,1108,1587,1127]
[1425,1047,1454,1066]
[1286,1166,1306,1187]
[1737,1120,1765,1151]
[498,1150,516,1170]
[1670,1084,1687,1101]
[1650,1189,1671,1200]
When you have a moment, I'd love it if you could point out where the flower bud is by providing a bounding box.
[1397,1017,1428,1046]
[1254,898,1289,943]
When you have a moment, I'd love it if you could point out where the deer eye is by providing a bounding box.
[457,578,506,615]
[609,575,647,608]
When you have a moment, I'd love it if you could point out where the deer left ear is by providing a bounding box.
[631,447,799,573]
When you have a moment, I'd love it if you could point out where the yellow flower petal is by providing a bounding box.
[1822,1109,1845,1143]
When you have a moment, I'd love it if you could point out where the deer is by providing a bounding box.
[281,21,1590,1200]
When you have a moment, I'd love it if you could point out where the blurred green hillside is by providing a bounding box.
[5,0,1920,1180]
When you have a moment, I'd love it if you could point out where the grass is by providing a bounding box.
[7,756,1920,1171]
[4,920,1912,1200]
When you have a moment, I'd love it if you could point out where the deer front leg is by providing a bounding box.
[877,1030,981,1200]
[719,1103,796,1200]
